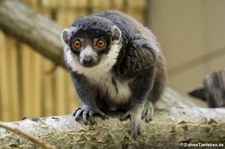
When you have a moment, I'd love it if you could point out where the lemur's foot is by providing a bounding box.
[120,108,142,139]
[120,101,154,138]
[73,105,106,125]
[141,101,154,122]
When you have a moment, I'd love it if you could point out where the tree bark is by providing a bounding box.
[0,88,211,149]
[189,69,225,107]
[0,0,66,68]
[1,107,225,149]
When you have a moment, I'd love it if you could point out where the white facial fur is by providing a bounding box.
[79,45,98,65]
[65,40,121,75]
[62,27,131,110]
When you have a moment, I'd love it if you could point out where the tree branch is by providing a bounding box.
[0,107,225,149]
[189,69,225,107]
[0,122,55,149]
[0,0,65,68]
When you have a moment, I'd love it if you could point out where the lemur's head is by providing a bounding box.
[61,16,122,73]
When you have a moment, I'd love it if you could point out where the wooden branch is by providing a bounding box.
[0,107,225,149]
[189,69,225,107]
[0,0,66,68]
[0,122,55,149]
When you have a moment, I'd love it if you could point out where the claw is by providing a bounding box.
[72,107,81,116]
[120,110,142,139]
[141,109,146,119]
[141,101,154,122]
[72,105,106,125]
[88,110,96,124]
[88,110,94,119]
[120,112,131,121]
[95,109,106,119]
[82,110,88,125]
[120,101,154,138]
[128,122,141,139]
[74,109,83,120]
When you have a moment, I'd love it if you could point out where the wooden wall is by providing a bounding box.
[0,0,147,121]
[148,0,225,96]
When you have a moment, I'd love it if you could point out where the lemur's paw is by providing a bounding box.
[120,110,132,121]
[73,105,106,125]
[141,101,154,122]
[128,121,141,139]
[120,109,142,139]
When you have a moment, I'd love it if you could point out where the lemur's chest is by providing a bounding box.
[65,48,131,109]
[85,72,131,109]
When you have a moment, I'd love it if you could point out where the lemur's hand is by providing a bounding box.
[73,105,106,125]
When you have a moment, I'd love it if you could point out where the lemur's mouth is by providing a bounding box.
[80,57,99,68]
[81,63,96,68]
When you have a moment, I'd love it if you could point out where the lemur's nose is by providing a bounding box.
[82,56,94,67]
[83,56,92,64]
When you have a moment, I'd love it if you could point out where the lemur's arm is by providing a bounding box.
[70,72,106,124]
[118,35,157,138]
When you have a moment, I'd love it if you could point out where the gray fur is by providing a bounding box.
[61,10,166,138]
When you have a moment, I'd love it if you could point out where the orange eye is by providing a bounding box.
[96,39,106,49]
[72,40,82,49]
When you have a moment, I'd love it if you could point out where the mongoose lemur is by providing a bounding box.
[61,10,166,138]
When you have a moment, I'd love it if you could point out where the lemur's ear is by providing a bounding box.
[61,27,77,44]
[61,28,70,44]
[111,26,121,41]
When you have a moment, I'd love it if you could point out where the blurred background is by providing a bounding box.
[0,0,225,121]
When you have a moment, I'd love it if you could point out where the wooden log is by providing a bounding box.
[0,0,65,69]
[0,107,225,149]
[189,69,225,107]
